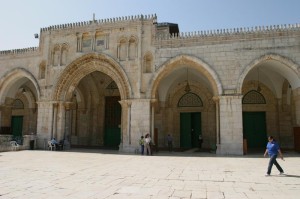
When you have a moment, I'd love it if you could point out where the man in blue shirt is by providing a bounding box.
[264,136,284,176]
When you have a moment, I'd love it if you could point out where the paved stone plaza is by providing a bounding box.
[0,150,299,199]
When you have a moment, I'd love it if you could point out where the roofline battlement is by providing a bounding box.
[0,47,38,56]
[155,23,300,41]
[40,14,157,32]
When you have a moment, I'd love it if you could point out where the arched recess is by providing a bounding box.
[118,37,127,61]
[148,55,220,150]
[239,53,300,150]
[143,52,153,73]
[128,36,138,60]
[52,44,60,66]
[0,68,40,137]
[150,54,223,99]
[53,53,131,102]
[61,43,69,66]
[52,53,132,148]
[0,68,41,104]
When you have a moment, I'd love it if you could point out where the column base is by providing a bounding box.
[216,143,243,155]
[119,143,136,153]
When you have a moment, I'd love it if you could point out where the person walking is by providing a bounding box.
[264,136,284,176]
[139,136,145,155]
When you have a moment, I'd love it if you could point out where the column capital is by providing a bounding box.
[63,102,73,110]
[212,96,220,102]
[119,99,132,107]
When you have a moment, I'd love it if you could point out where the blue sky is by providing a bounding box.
[1,0,299,50]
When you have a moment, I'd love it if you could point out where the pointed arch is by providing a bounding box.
[143,52,153,73]
[150,54,223,98]
[61,43,69,65]
[178,92,203,107]
[242,90,266,104]
[39,61,46,79]
[52,53,132,101]
[237,53,300,93]
[118,37,128,61]
[128,35,138,60]
[0,68,41,104]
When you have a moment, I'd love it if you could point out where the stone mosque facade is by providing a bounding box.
[1,14,300,155]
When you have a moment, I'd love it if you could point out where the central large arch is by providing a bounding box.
[51,53,132,148]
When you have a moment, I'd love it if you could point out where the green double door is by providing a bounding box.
[243,112,267,148]
[104,96,121,148]
[11,116,23,142]
[180,112,201,148]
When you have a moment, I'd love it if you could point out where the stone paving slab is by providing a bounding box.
[0,150,299,199]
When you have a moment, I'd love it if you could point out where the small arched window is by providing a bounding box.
[128,37,137,60]
[53,45,60,66]
[178,92,203,107]
[242,90,266,104]
[119,38,127,61]
[143,53,153,73]
[61,43,69,65]
[39,61,46,79]
[13,99,24,109]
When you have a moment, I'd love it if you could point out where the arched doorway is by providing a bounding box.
[0,69,39,144]
[240,54,300,151]
[70,72,121,148]
[53,53,131,150]
[149,55,221,151]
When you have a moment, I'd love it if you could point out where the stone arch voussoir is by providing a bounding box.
[237,53,300,93]
[53,53,131,101]
[0,68,41,104]
[150,54,223,98]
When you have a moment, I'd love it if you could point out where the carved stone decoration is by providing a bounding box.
[177,92,203,107]
[242,90,266,104]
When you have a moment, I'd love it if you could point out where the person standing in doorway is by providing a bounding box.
[264,136,284,176]
[30,133,36,150]
[167,134,173,152]
[139,136,144,155]
[198,134,203,149]
[145,134,152,155]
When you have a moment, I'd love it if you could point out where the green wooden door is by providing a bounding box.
[104,96,121,149]
[243,112,267,148]
[180,112,201,148]
[11,116,23,140]
[191,113,201,147]
[180,113,192,148]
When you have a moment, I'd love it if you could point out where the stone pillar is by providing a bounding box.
[120,99,151,153]
[36,101,56,149]
[150,99,157,139]
[0,104,12,129]
[217,95,243,155]
[119,100,131,152]
[63,102,72,149]
[55,102,66,142]
[293,87,300,126]
[212,96,220,145]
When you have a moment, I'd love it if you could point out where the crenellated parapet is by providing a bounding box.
[155,23,300,47]
[0,47,38,56]
[40,14,157,32]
